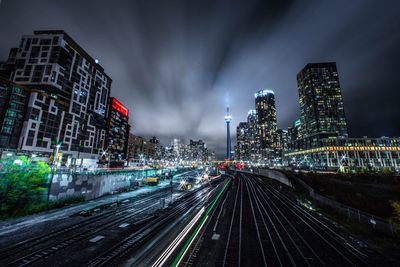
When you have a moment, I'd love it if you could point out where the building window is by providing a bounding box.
[6,110,17,117]
[4,118,14,126]
[40,39,51,45]
[26,137,34,146]
[1,126,12,134]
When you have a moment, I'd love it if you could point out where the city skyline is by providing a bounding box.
[0,1,400,158]
[1,2,400,266]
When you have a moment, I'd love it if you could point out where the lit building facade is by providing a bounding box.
[286,136,400,171]
[247,109,259,162]
[0,78,29,149]
[287,119,303,144]
[273,129,288,166]
[255,89,277,161]
[297,62,348,138]
[236,122,248,161]
[149,136,163,160]
[189,139,208,162]
[104,97,130,166]
[1,30,111,164]
[128,134,156,163]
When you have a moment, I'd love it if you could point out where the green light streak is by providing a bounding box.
[171,179,231,266]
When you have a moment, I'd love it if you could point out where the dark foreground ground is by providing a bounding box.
[0,170,398,267]
[176,171,398,267]
[287,171,400,218]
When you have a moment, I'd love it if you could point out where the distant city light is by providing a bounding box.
[14,159,23,166]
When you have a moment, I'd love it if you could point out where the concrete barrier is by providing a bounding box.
[245,168,293,187]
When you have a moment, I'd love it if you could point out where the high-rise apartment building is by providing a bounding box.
[236,122,248,161]
[2,30,112,163]
[255,89,277,160]
[247,109,259,162]
[0,78,29,149]
[297,62,348,138]
[104,97,130,167]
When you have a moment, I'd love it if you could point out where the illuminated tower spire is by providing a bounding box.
[224,107,232,160]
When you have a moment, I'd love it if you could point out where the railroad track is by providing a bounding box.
[178,180,231,267]
[1,170,220,266]
[0,189,171,260]
[84,185,217,267]
[245,172,370,266]
[3,178,223,267]
[245,173,310,266]
[249,173,371,266]
[3,201,161,267]
[222,174,242,267]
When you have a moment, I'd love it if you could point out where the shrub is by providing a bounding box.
[0,156,50,217]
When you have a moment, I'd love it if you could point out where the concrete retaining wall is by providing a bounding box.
[253,168,293,187]
[48,169,160,201]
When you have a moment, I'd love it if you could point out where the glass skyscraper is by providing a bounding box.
[297,62,348,138]
[255,89,277,159]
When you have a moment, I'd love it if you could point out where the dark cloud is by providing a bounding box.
[0,0,399,158]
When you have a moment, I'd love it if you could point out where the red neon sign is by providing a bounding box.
[111,98,129,117]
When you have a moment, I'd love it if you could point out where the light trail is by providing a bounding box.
[171,179,231,266]
[152,207,205,267]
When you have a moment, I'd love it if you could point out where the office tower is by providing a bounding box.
[189,139,208,162]
[128,134,156,163]
[255,89,277,160]
[149,136,163,160]
[104,97,130,167]
[297,62,348,138]
[287,118,303,144]
[273,128,288,166]
[1,30,112,164]
[236,122,248,161]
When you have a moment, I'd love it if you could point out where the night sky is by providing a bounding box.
[0,0,399,157]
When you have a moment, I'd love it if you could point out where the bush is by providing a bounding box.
[0,156,50,218]
[391,201,400,231]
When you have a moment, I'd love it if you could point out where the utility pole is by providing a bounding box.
[170,173,173,204]
[48,141,62,201]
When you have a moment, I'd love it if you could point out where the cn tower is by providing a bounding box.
[224,107,232,160]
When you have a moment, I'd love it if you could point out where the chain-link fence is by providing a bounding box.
[290,173,397,235]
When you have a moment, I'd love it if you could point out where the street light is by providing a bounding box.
[14,159,23,166]
[48,142,62,201]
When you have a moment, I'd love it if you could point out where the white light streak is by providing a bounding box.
[152,207,205,267]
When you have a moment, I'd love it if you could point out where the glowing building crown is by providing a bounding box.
[254,89,274,98]
[248,109,257,116]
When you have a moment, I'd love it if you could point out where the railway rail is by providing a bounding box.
[175,171,379,267]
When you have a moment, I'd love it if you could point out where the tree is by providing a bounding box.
[392,201,400,231]
[0,156,50,217]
